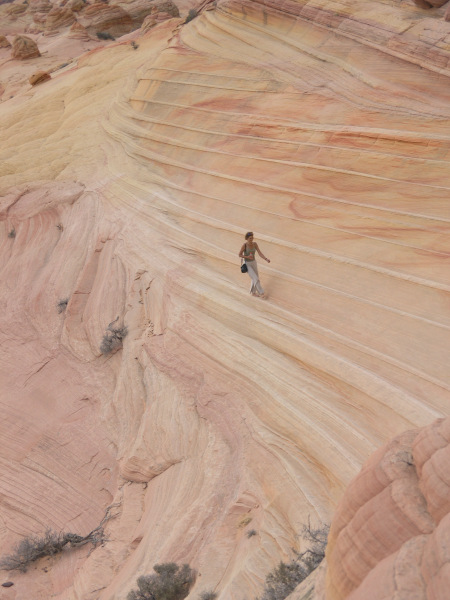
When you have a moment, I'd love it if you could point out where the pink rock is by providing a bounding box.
[326,418,450,600]
[68,20,91,39]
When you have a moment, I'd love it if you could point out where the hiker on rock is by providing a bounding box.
[239,231,270,298]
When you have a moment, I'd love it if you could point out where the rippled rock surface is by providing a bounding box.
[0,1,449,599]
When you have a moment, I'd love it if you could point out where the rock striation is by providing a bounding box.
[0,1,449,600]
[325,417,450,600]
[0,34,11,47]
[11,34,40,58]
[29,69,51,85]
[139,0,180,35]
[68,20,91,39]
[78,3,134,37]
[44,6,77,30]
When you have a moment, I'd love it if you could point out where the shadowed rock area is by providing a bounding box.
[0,0,449,599]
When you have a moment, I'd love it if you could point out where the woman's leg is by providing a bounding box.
[246,261,264,295]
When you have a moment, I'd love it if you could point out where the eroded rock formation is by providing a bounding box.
[0,34,11,47]
[44,6,77,30]
[78,3,134,37]
[29,69,51,84]
[325,417,450,600]
[11,34,40,58]
[140,0,180,34]
[0,1,449,599]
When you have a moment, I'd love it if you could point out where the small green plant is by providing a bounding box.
[127,563,196,600]
[246,529,257,538]
[130,41,139,50]
[8,228,15,238]
[185,8,198,23]
[100,321,127,355]
[96,31,115,40]
[257,522,329,600]
[57,298,69,313]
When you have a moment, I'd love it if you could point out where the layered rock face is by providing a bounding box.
[325,417,450,600]
[0,1,449,599]
[11,34,40,58]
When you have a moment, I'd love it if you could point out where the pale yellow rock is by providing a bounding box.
[0,2,449,600]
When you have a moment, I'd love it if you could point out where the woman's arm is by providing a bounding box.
[255,243,270,263]
[239,244,246,259]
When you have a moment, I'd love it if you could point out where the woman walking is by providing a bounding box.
[239,232,270,297]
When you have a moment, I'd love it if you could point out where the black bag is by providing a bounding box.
[241,261,248,273]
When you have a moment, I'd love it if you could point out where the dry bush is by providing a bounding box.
[0,530,81,572]
[96,31,115,40]
[199,592,217,600]
[100,323,127,355]
[127,563,196,600]
[57,298,69,313]
[185,8,197,23]
[257,522,329,600]
[0,504,120,572]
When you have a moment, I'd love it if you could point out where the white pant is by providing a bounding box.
[246,261,264,295]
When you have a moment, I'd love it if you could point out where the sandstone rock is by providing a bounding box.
[33,11,49,23]
[28,0,52,13]
[6,2,28,16]
[117,0,178,28]
[445,4,450,20]
[140,0,179,35]
[67,0,85,12]
[45,5,76,29]
[11,35,41,59]
[412,0,449,6]
[68,20,91,39]
[78,3,133,37]
[29,70,51,85]
[0,35,12,48]
[1,1,450,599]
[326,417,450,600]
[25,22,44,33]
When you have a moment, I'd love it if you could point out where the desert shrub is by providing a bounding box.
[0,530,79,572]
[130,41,139,50]
[0,504,119,572]
[100,324,127,355]
[127,563,196,600]
[246,529,257,538]
[57,298,69,313]
[257,522,329,600]
[185,9,197,23]
[8,228,15,238]
[199,592,217,600]
[96,31,115,40]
